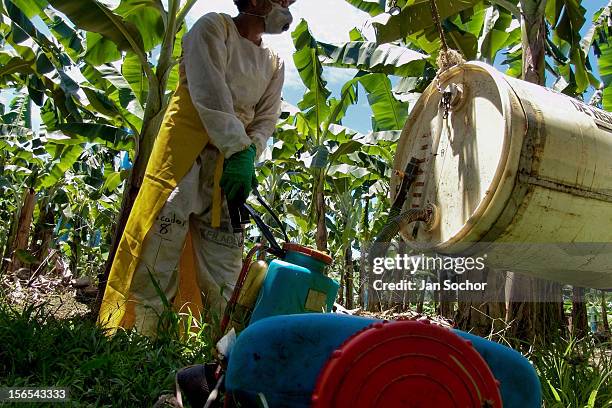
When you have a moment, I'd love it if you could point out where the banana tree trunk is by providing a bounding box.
[520,0,547,84]
[314,171,328,252]
[359,197,370,308]
[455,268,507,337]
[416,278,426,314]
[437,269,455,319]
[344,245,353,309]
[338,263,345,305]
[506,275,566,344]
[10,188,36,273]
[29,197,55,268]
[505,0,566,344]
[601,290,610,333]
[359,246,366,308]
[1,198,20,274]
[571,287,588,338]
[68,209,83,277]
[390,238,408,311]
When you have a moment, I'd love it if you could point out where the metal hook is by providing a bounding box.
[388,0,401,15]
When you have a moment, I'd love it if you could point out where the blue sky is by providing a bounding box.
[189,0,608,134]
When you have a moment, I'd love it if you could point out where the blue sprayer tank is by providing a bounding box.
[249,243,339,323]
[226,314,542,408]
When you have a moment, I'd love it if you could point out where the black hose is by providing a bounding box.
[368,206,435,264]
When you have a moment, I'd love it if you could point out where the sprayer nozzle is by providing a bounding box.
[424,203,439,232]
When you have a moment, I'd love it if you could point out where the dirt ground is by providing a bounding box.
[0,272,93,319]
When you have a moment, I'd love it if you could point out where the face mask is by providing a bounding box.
[243,1,293,34]
[263,2,293,34]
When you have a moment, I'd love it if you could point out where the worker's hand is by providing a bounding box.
[220,144,257,204]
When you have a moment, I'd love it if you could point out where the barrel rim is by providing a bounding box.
[392,61,523,250]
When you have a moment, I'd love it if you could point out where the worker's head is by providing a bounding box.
[234,0,294,34]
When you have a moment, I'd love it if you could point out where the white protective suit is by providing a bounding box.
[130,12,284,335]
[185,12,284,158]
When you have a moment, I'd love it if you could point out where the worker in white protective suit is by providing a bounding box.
[98,0,293,336]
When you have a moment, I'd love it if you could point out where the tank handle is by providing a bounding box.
[242,203,286,259]
[252,187,290,243]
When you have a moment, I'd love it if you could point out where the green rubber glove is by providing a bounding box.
[220,144,257,203]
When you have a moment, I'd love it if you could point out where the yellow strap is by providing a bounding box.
[212,153,225,228]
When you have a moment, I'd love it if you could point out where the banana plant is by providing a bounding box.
[0,0,196,297]
[582,1,612,109]
[290,19,354,251]
[347,0,490,45]
[317,34,428,76]
[0,87,125,276]
[287,19,411,251]
[0,92,34,272]
[328,183,364,308]
[345,0,598,94]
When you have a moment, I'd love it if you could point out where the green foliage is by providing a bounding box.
[317,41,428,77]
[0,301,214,407]
[531,336,612,407]
[359,73,408,131]
[0,0,197,281]
[585,2,612,109]
[478,5,521,63]
[548,0,590,93]
[343,0,386,16]
[47,0,145,60]
[373,0,483,44]
[292,19,332,138]
[0,91,126,277]
[276,18,406,250]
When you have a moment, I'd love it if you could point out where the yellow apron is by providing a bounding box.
[98,70,225,333]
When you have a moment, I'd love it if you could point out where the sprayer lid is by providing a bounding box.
[283,243,333,265]
[312,320,502,407]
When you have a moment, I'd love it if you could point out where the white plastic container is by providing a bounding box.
[392,62,612,288]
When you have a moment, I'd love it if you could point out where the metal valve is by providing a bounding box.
[440,83,464,119]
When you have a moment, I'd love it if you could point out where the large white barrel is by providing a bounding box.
[391,62,612,289]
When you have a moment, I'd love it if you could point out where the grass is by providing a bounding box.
[0,298,610,407]
[0,300,215,407]
[531,336,612,408]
